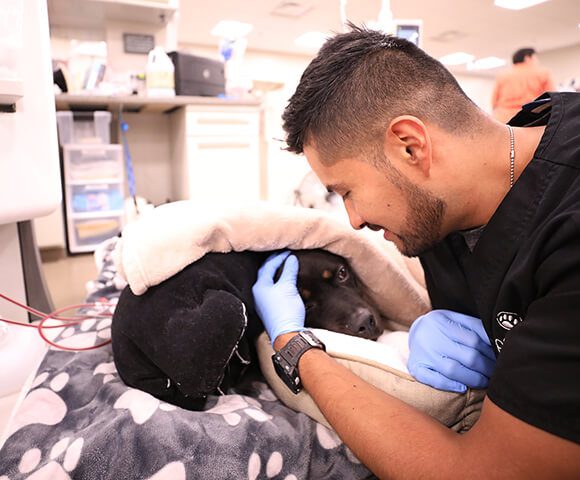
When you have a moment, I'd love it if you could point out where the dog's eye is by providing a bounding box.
[336,266,349,282]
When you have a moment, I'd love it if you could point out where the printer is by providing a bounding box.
[168,51,226,97]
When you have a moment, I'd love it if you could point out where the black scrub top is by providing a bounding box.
[420,92,580,443]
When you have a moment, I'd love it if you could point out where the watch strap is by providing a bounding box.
[272,330,325,394]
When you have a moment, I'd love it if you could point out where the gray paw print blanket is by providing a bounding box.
[0,237,376,479]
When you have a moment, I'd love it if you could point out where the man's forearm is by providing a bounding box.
[274,329,580,480]
[275,333,463,479]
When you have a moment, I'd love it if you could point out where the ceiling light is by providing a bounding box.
[211,20,253,39]
[467,57,506,71]
[430,30,467,43]
[271,1,313,18]
[494,0,549,10]
[294,31,328,51]
[439,52,475,66]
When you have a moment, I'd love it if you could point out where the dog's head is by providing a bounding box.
[276,250,383,340]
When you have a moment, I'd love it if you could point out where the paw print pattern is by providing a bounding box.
[113,388,178,424]
[15,436,84,479]
[247,451,297,480]
[7,367,85,478]
[206,394,272,426]
[315,423,341,449]
[93,361,117,384]
[496,311,522,331]
[252,381,278,402]
[50,313,111,350]
[114,389,162,425]
[146,461,186,480]
[9,368,83,438]
[316,423,361,464]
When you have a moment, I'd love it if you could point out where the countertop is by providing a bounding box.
[55,93,261,114]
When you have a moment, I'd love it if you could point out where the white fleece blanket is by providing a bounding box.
[112,201,431,328]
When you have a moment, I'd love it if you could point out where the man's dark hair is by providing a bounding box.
[512,47,536,65]
[282,23,481,161]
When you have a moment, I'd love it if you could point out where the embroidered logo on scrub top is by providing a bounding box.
[496,311,522,330]
[494,311,523,353]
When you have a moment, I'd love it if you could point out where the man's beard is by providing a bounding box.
[396,178,446,257]
[374,150,447,257]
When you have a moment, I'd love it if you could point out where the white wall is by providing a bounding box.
[105,20,168,84]
[455,74,495,113]
[541,43,580,90]
[119,112,173,206]
[49,25,105,59]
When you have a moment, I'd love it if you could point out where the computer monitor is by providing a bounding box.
[395,20,423,48]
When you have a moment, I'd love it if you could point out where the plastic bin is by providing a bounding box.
[72,215,123,248]
[70,183,124,213]
[63,144,123,182]
[56,111,112,146]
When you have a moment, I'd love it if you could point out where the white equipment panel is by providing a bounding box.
[0,0,61,225]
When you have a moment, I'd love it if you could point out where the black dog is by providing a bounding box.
[111,249,382,410]
[280,250,382,340]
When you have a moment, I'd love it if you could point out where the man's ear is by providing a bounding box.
[384,115,432,178]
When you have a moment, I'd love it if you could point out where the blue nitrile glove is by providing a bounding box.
[407,309,496,393]
[252,251,305,346]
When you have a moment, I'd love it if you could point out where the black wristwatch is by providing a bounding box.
[271,330,326,394]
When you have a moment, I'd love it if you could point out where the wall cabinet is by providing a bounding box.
[48,0,178,28]
[169,105,264,204]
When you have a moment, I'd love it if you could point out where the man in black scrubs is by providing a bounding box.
[253,25,580,478]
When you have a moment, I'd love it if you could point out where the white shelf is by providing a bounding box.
[55,94,260,115]
[48,0,178,29]
[95,0,178,24]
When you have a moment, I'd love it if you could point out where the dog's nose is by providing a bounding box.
[352,308,381,339]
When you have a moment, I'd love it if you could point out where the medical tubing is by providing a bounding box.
[0,292,94,324]
[37,303,112,352]
[0,292,113,351]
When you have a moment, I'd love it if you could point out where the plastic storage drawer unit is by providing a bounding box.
[63,144,123,182]
[56,111,112,146]
[72,216,123,251]
[70,183,124,213]
[62,144,124,253]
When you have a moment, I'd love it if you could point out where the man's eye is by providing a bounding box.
[336,266,349,282]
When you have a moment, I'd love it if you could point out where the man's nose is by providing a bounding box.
[345,201,365,230]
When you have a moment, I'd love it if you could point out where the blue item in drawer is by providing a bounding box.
[72,189,124,212]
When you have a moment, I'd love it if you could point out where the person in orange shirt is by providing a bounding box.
[492,47,555,123]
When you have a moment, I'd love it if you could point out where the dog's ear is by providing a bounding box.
[268,250,291,283]
[273,251,303,283]
[273,264,283,283]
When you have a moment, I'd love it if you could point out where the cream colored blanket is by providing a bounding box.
[112,200,430,328]
[111,201,487,431]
